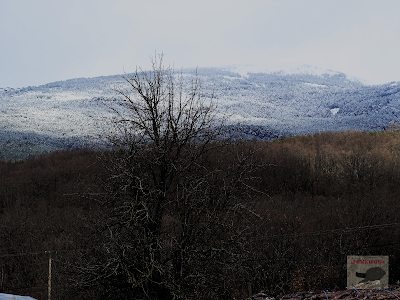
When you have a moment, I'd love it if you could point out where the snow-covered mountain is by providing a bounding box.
[1,66,399,160]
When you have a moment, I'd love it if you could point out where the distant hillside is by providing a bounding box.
[1,66,399,159]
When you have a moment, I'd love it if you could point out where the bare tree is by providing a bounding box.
[77,54,260,300]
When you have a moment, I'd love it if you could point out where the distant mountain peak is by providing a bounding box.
[223,64,341,78]
[222,64,369,85]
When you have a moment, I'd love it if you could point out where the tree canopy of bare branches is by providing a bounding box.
[77,54,260,300]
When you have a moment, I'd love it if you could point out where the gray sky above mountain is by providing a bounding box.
[1,0,400,88]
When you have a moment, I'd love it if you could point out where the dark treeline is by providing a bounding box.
[1,130,400,299]
[0,149,102,300]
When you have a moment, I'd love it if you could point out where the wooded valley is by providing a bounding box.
[1,130,400,299]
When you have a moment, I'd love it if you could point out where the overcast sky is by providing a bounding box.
[1,0,400,88]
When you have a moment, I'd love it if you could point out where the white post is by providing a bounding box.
[47,251,52,300]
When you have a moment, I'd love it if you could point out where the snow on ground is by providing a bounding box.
[0,88,115,140]
[0,293,37,300]
[330,108,340,115]
[304,83,328,88]
[225,64,343,78]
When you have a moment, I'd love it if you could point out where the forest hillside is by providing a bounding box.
[1,130,400,299]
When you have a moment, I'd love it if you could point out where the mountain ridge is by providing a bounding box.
[1,66,399,159]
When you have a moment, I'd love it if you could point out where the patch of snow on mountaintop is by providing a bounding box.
[222,76,238,81]
[304,83,328,88]
[225,64,342,78]
[349,76,370,85]
[0,87,21,93]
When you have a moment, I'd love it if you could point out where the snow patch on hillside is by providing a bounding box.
[304,83,328,88]
[225,64,342,78]
[330,108,340,115]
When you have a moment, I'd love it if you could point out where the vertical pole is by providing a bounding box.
[48,251,52,300]
[1,266,3,290]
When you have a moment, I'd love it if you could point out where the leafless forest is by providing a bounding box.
[1,130,400,299]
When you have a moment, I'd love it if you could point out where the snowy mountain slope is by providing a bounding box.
[1,67,399,159]
[182,67,399,135]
